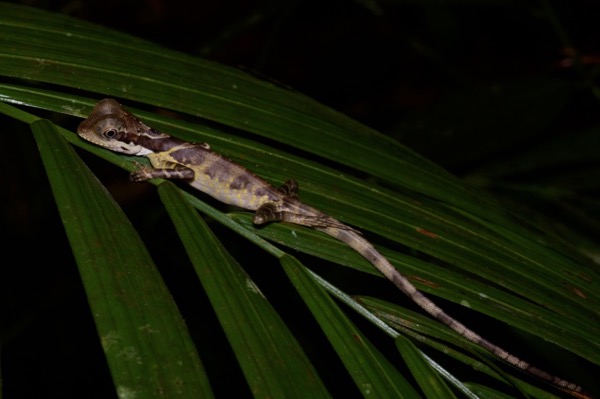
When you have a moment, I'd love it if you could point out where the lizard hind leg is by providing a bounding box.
[276,179,299,198]
[253,201,360,233]
[253,202,283,225]
[253,179,360,233]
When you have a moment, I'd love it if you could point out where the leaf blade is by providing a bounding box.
[281,255,421,399]
[158,182,331,399]
[31,119,213,398]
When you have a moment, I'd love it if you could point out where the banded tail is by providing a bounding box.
[320,227,588,397]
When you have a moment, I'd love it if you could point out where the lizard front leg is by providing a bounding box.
[130,152,195,182]
[130,164,195,182]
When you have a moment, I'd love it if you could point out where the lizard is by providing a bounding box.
[77,98,591,399]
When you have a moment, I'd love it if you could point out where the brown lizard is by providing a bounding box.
[77,98,591,398]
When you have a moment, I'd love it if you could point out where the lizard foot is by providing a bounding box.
[130,167,155,182]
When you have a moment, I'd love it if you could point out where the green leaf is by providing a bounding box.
[394,335,457,399]
[464,383,559,399]
[157,182,331,398]
[30,118,212,398]
[281,256,420,398]
[358,296,562,399]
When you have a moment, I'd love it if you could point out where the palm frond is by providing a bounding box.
[1,3,598,398]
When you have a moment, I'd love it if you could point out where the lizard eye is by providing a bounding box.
[103,129,118,138]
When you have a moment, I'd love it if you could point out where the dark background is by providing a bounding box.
[2,0,599,398]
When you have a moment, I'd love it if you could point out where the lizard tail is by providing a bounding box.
[319,226,587,397]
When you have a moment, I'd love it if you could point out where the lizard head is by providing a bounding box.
[77,98,156,156]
